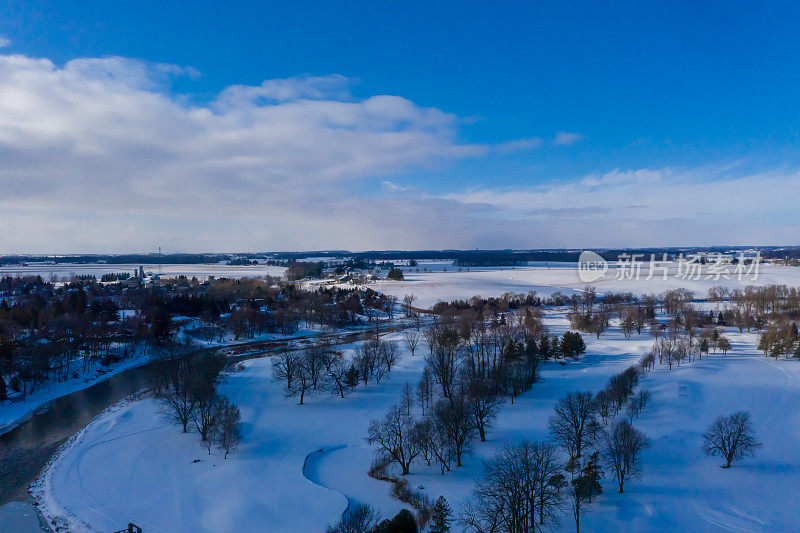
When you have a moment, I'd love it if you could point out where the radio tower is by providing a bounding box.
[158,245,163,276]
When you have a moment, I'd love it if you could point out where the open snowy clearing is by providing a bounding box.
[374,263,800,308]
[35,308,800,532]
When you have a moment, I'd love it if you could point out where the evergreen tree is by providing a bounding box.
[560,331,587,359]
[699,338,709,357]
[344,364,360,389]
[387,268,404,281]
[373,509,417,533]
[539,334,550,358]
[579,451,603,503]
[430,495,453,533]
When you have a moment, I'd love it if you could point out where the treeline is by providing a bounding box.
[429,290,574,316]
[707,284,800,360]
[100,272,131,282]
[0,253,231,265]
[284,258,388,280]
[564,285,800,345]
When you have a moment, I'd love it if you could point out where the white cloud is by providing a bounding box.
[0,51,794,253]
[0,37,9,48]
[553,131,583,146]
[444,167,800,247]
[0,53,496,252]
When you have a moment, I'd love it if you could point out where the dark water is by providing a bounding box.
[0,363,155,504]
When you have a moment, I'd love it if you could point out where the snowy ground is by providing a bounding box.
[34,305,800,532]
[373,263,800,309]
[34,330,421,532]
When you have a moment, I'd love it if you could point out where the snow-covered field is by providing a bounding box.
[34,307,800,532]
[0,263,286,282]
[375,263,800,309]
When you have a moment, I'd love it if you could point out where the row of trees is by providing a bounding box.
[565,284,800,346]
[758,320,800,359]
[272,337,402,404]
[462,385,652,533]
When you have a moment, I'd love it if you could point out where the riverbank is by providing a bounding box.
[0,350,152,437]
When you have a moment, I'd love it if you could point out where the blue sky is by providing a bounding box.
[1,1,799,252]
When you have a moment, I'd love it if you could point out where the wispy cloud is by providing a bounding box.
[494,137,543,153]
[443,167,800,247]
[553,131,584,146]
[215,74,356,108]
[0,36,9,48]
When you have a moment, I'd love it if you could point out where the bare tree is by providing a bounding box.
[425,327,462,399]
[461,440,565,533]
[368,404,421,475]
[353,342,375,387]
[532,442,566,529]
[401,382,414,415]
[403,327,421,357]
[415,416,453,473]
[380,340,400,373]
[192,391,222,443]
[271,343,300,389]
[702,411,761,468]
[286,357,313,404]
[305,343,331,390]
[624,389,652,422]
[590,312,607,339]
[591,389,613,424]
[325,355,351,399]
[212,398,242,458]
[602,420,650,493]
[465,378,503,442]
[548,391,598,461]
[417,367,434,415]
[403,294,418,318]
[385,295,399,322]
[433,393,475,467]
[151,351,197,433]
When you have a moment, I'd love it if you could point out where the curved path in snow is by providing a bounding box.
[301,445,354,521]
